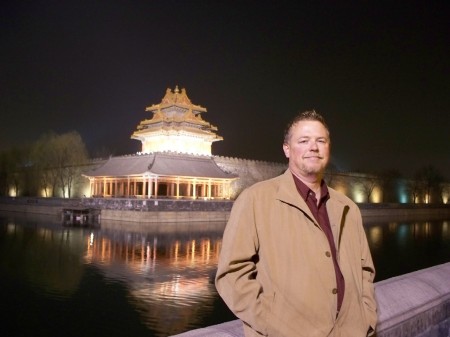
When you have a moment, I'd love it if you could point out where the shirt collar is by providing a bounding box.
[291,173,330,203]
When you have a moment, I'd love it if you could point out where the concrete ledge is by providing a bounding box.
[375,263,450,337]
[172,263,450,337]
[171,320,244,337]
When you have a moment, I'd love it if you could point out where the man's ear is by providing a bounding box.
[283,144,290,158]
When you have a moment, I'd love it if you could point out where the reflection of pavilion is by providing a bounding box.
[84,86,237,199]
[83,228,223,335]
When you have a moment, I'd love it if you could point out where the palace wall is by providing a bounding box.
[15,153,448,204]
[213,156,287,198]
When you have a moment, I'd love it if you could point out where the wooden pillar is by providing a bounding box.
[143,176,147,198]
[89,179,94,197]
[149,176,153,198]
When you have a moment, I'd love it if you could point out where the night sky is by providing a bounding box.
[2,1,449,179]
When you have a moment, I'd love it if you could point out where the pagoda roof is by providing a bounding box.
[84,152,237,180]
[145,86,206,113]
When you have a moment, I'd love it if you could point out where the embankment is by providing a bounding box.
[0,197,449,223]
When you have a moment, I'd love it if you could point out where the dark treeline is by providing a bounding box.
[0,131,88,198]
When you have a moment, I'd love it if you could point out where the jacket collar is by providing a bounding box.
[276,169,350,236]
[275,170,316,222]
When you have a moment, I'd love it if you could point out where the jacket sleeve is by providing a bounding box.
[358,212,378,334]
[215,189,270,336]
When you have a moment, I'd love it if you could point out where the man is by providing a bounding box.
[215,110,377,337]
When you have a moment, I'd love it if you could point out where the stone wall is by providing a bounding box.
[82,197,233,223]
[1,197,449,223]
[213,155,286,198]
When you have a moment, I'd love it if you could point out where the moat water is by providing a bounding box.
[1,211,449,337]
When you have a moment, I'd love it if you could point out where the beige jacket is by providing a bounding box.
[216,170,377,337]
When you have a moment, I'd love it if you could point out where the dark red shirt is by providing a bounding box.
[292,174,345,312]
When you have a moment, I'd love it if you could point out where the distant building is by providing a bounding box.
[3,86,447,203]
[80,86,449,204]
[84,86,242,199]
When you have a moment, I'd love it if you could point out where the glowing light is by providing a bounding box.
[352,188,364,203]
[371,187,382,203]
[141,135,213,156]
[80,185,91,198]
[399,193,408,203]
[333,184,347,196]
[442,191,449,204]
[8,188,16,197]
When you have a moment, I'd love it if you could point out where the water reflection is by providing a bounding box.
[1,221,85,299]
[83,223,224,335]
[364,218,450,281]
[1,211,449,337]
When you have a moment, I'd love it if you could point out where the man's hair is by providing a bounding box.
[283,110,330,143]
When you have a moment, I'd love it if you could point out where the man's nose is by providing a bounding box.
[309,141,319,150]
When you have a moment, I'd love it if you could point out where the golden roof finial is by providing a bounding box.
[174,85,179,94]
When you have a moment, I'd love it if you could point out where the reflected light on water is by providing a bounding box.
[443,221,449,239]
[1,212,449,337]
[388,222,398,233]
[81,226,222,334]
[368,226,382,248]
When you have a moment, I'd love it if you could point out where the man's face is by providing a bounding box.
[283,120,330,180]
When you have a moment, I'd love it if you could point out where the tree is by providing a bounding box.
[407,178,422,204]
[350,172,379,203]
[32,132,59,197]
[0,151,9,196]
[378,169,402,203]
[412,165,444,203]
[55,131,89,198]
[32,131,89,198]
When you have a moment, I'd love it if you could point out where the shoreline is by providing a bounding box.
[0,197,449,223]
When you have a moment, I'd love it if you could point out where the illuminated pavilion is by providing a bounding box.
[84,86,237,199]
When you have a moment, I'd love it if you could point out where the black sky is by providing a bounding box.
[1,0,449,178]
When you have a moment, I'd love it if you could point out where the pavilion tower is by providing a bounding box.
[131,86,223,156]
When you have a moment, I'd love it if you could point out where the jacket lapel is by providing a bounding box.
[275,170,318,226]
[326,193,350,250]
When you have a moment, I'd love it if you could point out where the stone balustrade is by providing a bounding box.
[172,262,450,337]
